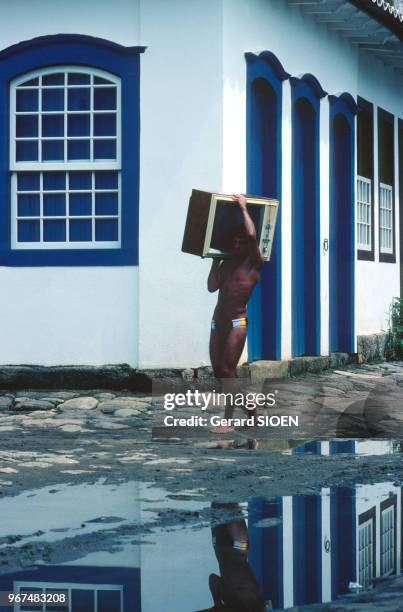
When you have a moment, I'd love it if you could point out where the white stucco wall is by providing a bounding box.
[0,0,140,366]
[138,0,224,368]
[0,268,138,365]
[356,53,402,336]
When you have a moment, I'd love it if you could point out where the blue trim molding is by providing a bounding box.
[245,51,290,82]
[290,74,327,100]
[246,51,283,360]
[0,34,144,266]
[291,77,322,357]
[329,94,356,353]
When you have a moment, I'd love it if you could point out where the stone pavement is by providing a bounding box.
[0,361,402,440]
[0,390,153,435]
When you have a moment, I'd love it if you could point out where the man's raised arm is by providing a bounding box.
[233,194,264,265]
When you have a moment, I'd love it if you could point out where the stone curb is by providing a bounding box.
[0,337,388,390]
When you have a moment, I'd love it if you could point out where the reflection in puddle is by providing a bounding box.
[0,440,401,611]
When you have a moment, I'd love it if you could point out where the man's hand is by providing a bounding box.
[232,194,247,210]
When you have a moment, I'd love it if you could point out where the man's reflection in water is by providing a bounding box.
[197,502,268,612]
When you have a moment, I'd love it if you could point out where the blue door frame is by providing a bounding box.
[292,494,322,605]
[330,486,356,599]
[291,76,325,357]
[245,52,288,361]
[329,94,357,353]
[248,497,284,608]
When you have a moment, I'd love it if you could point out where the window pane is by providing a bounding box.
[68,114,90,136]
[94,76,113,85]
[18,220,40,242]
[42,140,64,161]
[71,590,94,612]
[20,588,42,611]
[70,193,92,216]
[68,88,90,111]
[19,77,39,87]
[42,88,64,111]
[95,192,118,215]
[96,219,118,241]
[16,115,38,137]
[18,172,40,191]
[95,171,118,189]
[94,114,116,136]
[98,590,121,612]
[16,140,38,161]
[43,73,64,86]
[18,193,40,216]
[94,139,116,159]
[94,87,116,110]
[68,139,90,160]
[70,219,92,241]
[44,219,66,241]
[43,219,66,242]
[44,193,66,216]
[16,89,38,112]
[42,114,64,137]
[69,171,92,190]
[68,73,90,85]
[43,172,66,191]
[45,589,68,612]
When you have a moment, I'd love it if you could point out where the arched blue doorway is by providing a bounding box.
[291,76,325,357]
[246,51,288,361]
[329,94,357,353]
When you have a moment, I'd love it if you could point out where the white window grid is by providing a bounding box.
[379,182,393,254]
[13,581,123,612]
[10,66,121,171]
[10,66,121,250]
[380,505,395,576]
[358,518,374,588]
[11,171,121,249]
[357,176,372,251]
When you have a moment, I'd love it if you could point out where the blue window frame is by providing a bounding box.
[0,34,145,265]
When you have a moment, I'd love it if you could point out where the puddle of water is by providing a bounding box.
[281,438,403,456]
[0,440,402,610]
[198,437,403,456]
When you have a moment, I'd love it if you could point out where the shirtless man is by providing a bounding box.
[208,194,264,433]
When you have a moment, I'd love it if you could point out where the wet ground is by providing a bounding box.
[0,361,403,610]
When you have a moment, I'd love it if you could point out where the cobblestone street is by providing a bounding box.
[0,361,402,610]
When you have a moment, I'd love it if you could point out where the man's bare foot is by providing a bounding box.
[209,425,236,434]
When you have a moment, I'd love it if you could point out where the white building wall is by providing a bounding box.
[138,0,224,368]
[356,53,402,336]
[0,0,140,366]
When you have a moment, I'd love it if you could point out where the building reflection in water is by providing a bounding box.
[248,439,401,609]
[0,440,400,611]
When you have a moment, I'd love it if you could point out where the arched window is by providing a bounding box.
[0,34,144,266]
[11,66,121,248]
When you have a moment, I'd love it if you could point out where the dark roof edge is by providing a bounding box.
[347,0,403,41]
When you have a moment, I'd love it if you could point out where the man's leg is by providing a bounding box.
[209,326,247,433]
[209,326,223,378]
[221,326,247,418]
[222,327,258,426]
